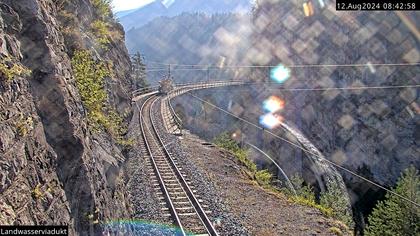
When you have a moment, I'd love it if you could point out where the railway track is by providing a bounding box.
[139,95,218,236]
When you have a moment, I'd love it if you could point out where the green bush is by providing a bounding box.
[256,169,272,186]
[16,115,34,137]
[32,184,44,200]
[365,165,419,236]
[91,20,111,48]
[89,0,121,48]
[90,19,122,49]
[213,132,256,172]
[91,0,112,19]
[71,50,126,140]
[284,175,353,228]
[280,174,334,218]
[289,174,316,202]
[0,56,31,82]
[72,50,108,111]
[213,133,349,225]
[291,195,333,217]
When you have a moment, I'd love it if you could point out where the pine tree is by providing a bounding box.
[365,165,420,236]
[131,52,149,89]
[320,180,354,228]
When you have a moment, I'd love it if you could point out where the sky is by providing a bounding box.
[112,0,155,12]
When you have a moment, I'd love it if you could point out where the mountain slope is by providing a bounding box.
[126,12,252,84]
[119,0,252,30]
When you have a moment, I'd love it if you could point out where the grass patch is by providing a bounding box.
[213,132,257,172]
[278,174,337,219]
[291,195,333,217]
[214,132,350,228]
[255,169,272,186]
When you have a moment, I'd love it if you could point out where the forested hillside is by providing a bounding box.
[126,12,251,84]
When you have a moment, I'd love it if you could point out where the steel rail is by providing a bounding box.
[149,97,219,236]
[139,95,186,235]
[139,94,219,235]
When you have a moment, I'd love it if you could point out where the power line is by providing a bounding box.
[133,81,420,95]
[186,92,420,208]
[144,60,420,69]
[226,84,420,91]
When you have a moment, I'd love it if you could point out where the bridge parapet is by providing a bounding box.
[159,80,247,134]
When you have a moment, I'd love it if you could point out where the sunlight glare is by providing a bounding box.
[270,64,291,83]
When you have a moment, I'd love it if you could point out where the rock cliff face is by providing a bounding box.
[0,0,134,234]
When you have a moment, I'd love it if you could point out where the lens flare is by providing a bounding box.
[303,1,314,17]
[259,113,284,129]
[263,96,285,113]
[270,64,291,83]
[102,219,183,235]
[367,62,376,73]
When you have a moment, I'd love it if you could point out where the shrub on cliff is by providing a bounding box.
[0,55,31,82]
[90,19,122,49]
[71,50,126,140]
[365,165,419,236]
[91,20,112,48]
[91,0,112,19]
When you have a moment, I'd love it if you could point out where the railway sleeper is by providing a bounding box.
[157,170,173,175]
[186,226,208,233]
[158,166,173,171]
[178,212,197,217]
[171,196,188,200]
[155,159,169,164]
[162,179,177,183]
[168,191,186,196]
[157,165,172,169]
[172,201,191,206]
[159,172,175,176]
[166,187,183,192]
[175,206,195,212]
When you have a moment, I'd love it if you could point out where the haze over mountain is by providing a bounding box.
[125,12,252,84]
[118,0,252,30]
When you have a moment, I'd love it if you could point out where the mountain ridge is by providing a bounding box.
[118,0,252,30]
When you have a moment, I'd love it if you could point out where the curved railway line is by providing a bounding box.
[139,95,218,236]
